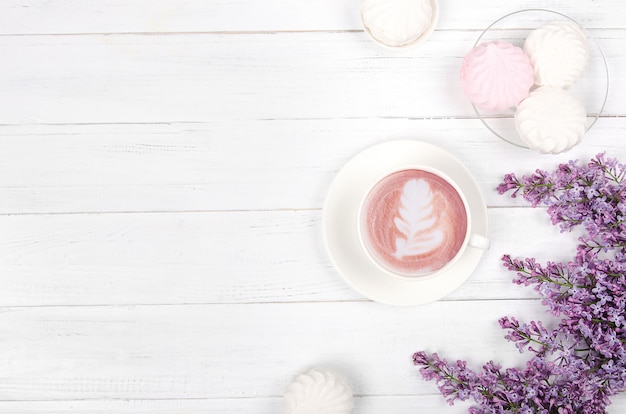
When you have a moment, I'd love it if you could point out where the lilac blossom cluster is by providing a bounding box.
[413,154,626,413]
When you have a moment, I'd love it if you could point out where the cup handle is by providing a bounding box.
[468,233,490,250]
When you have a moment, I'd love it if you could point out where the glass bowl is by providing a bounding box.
[471,9,609,148]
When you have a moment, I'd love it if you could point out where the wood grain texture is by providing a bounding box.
[0,30,621,125]
[2,396,624,414]
[2,0,626,412]
[0,1,623,34]
[1,299,625,410]
[0,397,625,414]
[0,208,581,306]
[0,119,624,214]
[0,300,573,400]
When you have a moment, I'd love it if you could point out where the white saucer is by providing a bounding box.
[322,140,488,306]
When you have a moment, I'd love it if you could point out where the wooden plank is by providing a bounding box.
[0,0,622,34]
[0,396,624,413]
[0,30,620,126]
[0,300,566,400]
[0,395,623,412]
[0,208,580,306]
[2,1,624,412]
[0,396,499,414]
[0,119,623,214]
[0,396,624,414]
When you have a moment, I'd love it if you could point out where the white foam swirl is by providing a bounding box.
[361,0,434,48]
[283,369,354,414]
[524,21,590,87]
[393,179,443,258]
[515,86,587,154]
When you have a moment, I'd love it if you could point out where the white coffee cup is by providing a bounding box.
[357,166,490,278]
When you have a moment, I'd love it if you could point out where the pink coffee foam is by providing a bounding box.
[361,169,468,276]
[460,40,535,112]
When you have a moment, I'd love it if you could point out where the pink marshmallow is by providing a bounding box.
[460,41,534,112]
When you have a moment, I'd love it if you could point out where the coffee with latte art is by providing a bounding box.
[360,169,468,276]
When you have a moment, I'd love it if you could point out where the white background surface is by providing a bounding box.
[1,1,626,413]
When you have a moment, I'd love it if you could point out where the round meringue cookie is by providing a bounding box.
[524,21,590,87]
[360,0,437,49]
[515,86,587,154]
[460,41,534,112]
[283,368,354,414]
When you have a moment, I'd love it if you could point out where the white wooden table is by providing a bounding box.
[1,1,626,413]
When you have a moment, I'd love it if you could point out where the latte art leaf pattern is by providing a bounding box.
[393,179,444,258]
[360,169,468,276]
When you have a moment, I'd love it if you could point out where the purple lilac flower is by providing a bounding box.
[415,154,626,413]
